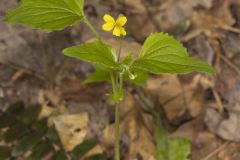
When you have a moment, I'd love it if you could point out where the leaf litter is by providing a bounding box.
[1,0,240,159]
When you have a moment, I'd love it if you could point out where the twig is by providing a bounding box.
[0,62,45,81]
[220,55,240,78]
[201,142,229,160]
[212,88,224,113]
[218,25,240,34]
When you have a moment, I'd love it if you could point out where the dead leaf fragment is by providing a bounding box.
[53,113,89,151]
[205,104,240,142]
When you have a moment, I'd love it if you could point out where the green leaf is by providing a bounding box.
[168,138,191,160]
[4,123,28,142]
[156,138,190,160]
[133,33,214,74]
[85,154,107,160]
[0,102,25,129]
[33,119,48,134]
[72,139,97,160]
[46,128,60,142]
[0,146,11,159]
[30,141,53,160]
[12,133,41,157]
[6,101,25,115]
[51,150,68,160]
[4,0,84,32]
[155,110,190,160]
[84,65,148,85]
[122,53,134,66]
[63,41,119,69]
[84,66,111,84]
[20,104,42,125]
[0,131,5,141]
[0,114,15,129]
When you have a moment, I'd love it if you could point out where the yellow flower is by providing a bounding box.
[102,14,127,37]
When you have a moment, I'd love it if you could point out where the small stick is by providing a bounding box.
[0,62,45,81]
[212,88,224,113]
[220,55,240,77]
[201,142,229,160]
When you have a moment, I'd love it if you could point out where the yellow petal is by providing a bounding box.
[116,16,127,26]
[113,26,121,37]
[102,22,115,31]
[103,14,115,23]
[119,27,126,36]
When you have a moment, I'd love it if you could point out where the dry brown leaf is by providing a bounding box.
[38,104,66,120]
[38,89,62,107]
[122,0,146,13]
[146,75,182,103]
[214,56,240,104]
[122,96,156,160]
[191,131,220,160]
[183,75,213,117]
[153,0,214,32]
[146,75,188,123]
[146,75,209,123]
[38,105,59,119]
[38,89,66,119]
[171,120,221,160]
[205,104,240,142]
[127,13,157,42]
[183,0,237,41]
[102,124,115,148]
[126,120,156,160]
[60,78,106,102]
[53,113,89,151]
[221,32,240,59]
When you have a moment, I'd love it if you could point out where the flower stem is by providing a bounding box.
[83,18,101,41]
[117,37,123,62]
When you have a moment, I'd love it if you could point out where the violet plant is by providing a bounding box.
[4,0,214,159]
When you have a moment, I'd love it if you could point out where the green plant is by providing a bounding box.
[4,0,214,160]
[134,88,191,160]
[0,102,106,160]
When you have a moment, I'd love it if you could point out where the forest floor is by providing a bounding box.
[1,0,240,159]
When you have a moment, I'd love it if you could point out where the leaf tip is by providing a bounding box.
[62,48,70,56]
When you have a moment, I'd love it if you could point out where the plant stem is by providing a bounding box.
[83,15,123,160]
[83,18,101,41]
[112,36,124,160]
[111,72,122,160]
[114,102,120,160]
[117,37,123,62]
[110,72,117,94]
